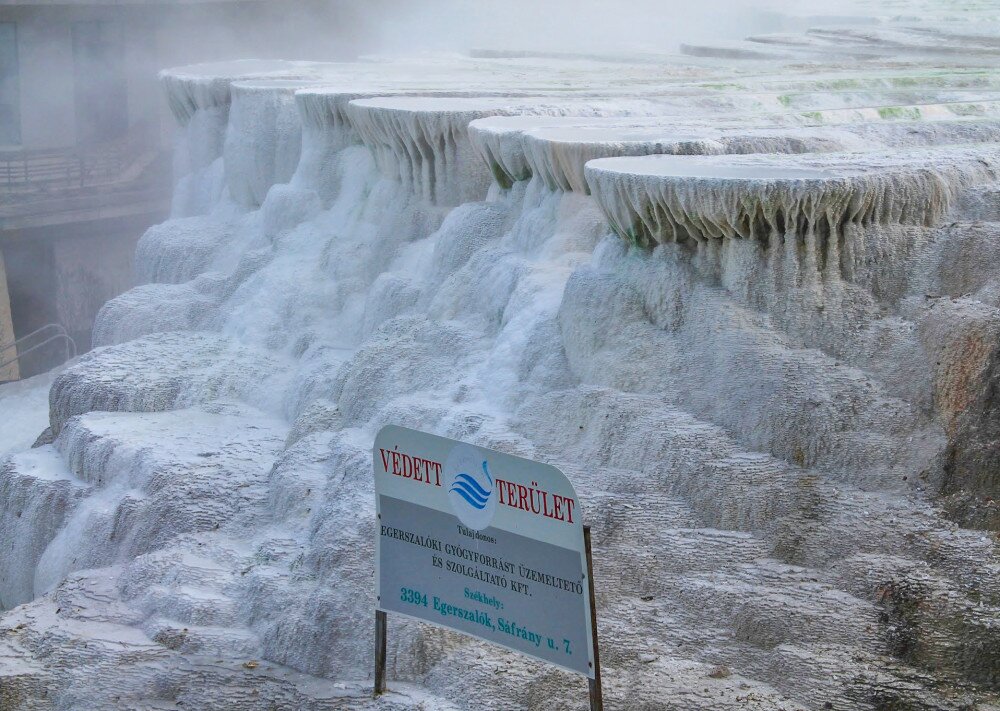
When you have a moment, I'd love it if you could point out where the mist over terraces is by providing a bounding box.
[1,1,1000,709]
[0,0,362,381]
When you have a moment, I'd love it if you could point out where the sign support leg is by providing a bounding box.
[584,525,604,711]
[374,609,387,697]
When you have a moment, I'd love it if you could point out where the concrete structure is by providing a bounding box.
[0,0,360,378]
[0,248,16,380]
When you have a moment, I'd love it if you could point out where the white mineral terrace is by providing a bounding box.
[346,96,662,206]
[3,3,1000,710]
[523,127,725,193]
[586,147,1000,246]
[468,117,1000,197]
[159,59,331,125]
[467,116,783,191]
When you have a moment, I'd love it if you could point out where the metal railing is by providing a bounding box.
[0,323,77,374]
[0,323,68,353]
[0,124,153,192]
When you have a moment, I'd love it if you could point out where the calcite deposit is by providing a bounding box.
[1,2,1000,709]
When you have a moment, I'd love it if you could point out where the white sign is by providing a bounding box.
[373,425,595,677]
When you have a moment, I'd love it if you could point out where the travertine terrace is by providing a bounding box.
[1,3,1000,709]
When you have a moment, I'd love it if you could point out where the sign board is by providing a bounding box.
[373,425,596,678]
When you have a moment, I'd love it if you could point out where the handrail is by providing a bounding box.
[0,323,68,354]
[0,123,155,191]
[0,333,76,372]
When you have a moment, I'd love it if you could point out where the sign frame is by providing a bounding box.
[370,425,603,709]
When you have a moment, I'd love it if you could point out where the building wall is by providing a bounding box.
[1,225,138,377]
[0,248,19,381]
[0,22,20,145]
[2,237,57,378]
[0,1,368,151]
[0,0,369,380]
[15,12,75,149]
[123,15,160,135]
[0,5,160,150]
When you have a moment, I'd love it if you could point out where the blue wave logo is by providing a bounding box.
[445,445,498,530]
[449,461,493,510]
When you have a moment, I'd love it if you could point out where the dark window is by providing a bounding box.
[0,23,20,145]
[72,21,127,145]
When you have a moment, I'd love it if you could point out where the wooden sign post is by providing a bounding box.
[584,524,604,710]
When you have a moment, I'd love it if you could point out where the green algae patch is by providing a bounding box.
[878,106,923,121]
[700,82,748,91]
[950,103,988,116]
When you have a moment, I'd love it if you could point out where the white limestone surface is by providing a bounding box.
[585,147,1000,247]
[2,6,1000,710]
[0,371,58,459]
[346,96,662,206]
